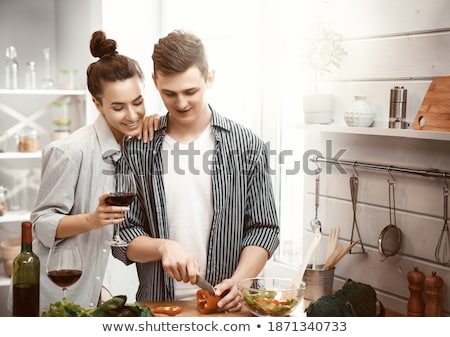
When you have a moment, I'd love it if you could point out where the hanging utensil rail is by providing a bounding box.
[311,156,450,179]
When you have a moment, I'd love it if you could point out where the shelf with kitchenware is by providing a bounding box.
[0,272,10,287]
[0,89,87,225]
[0,89,87,152]
[0,89,85,96]
[0,210,30,224]
[300,123,450,142]
[0,152,41,160]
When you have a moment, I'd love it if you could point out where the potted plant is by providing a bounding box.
[303,22,347,124]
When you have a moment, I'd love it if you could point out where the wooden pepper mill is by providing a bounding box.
[424,271,443,317]
[407,267,425,316]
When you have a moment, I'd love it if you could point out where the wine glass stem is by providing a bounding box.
[114,223,121,240]
[63,287,67,299]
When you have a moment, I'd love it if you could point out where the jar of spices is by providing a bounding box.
[17,127,40,152]
[52,100,71,140]
[0,186,7,216]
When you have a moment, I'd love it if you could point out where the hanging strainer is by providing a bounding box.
[378,178,402,261]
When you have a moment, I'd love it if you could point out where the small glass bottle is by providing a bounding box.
[25,61,37,89]
[13,221,40,316]
[5,46,19,89]
[41,48,55,89]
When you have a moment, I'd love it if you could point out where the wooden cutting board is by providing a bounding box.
[412,75,450,131]
[140,300,253,317]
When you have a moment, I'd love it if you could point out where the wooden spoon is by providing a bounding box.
[325,240,361,270]
[325,227,340,261]
[322,244,344,270]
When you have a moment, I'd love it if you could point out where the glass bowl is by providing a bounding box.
[237,277,305,317]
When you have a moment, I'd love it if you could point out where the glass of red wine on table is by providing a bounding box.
[105,171,136,247]
[46,245,82,299]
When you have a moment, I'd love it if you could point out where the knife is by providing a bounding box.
[196,274,216,296]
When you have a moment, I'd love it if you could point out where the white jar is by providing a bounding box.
[344,96,375,127]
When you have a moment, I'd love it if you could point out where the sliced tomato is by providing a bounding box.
[152,305,182,316]
[196,289,221,314]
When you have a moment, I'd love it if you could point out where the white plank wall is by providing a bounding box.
[303,0,450,315]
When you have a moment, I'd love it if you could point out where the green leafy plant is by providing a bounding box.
[306,22,347,94]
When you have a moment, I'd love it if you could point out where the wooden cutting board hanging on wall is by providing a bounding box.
[412,75,450,131]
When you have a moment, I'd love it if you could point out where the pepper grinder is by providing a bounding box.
[407,267,425,316]
[389,86,408,129]
[424,271,443,317]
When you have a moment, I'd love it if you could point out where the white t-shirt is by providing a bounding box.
[162,125,215,300]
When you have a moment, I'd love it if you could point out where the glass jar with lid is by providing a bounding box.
[17,127,40,152]
[52,99,72,140]
[0,186,7,216]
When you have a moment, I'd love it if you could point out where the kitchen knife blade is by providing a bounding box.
[196,274,215,296]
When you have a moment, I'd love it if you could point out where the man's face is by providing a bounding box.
[153,66,213,126]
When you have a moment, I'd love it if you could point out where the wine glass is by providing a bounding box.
[105,172,136,247]
[46,245,82,299]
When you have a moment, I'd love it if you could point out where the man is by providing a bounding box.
[113,30,279,312]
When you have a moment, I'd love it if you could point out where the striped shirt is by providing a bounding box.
[112,106,280,301]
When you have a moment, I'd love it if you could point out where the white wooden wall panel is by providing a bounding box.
[325,0,450,38]
[329,34,450,81]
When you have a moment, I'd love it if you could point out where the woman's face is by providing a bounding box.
[93,76,146,143]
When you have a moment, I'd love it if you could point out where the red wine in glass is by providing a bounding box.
[106,172,136,246]
[47,269,82,288]
[105,192,135,206]
[46,246,82,299]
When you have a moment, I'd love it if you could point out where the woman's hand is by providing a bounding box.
[139,113,160,142]
[89,192,129,229]
[55,193,129,239]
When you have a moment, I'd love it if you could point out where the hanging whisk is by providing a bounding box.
[435,177,450,265]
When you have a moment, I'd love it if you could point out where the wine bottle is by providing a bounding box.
[12,221,40,316]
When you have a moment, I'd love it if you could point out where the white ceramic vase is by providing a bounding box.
[344,96,375,127]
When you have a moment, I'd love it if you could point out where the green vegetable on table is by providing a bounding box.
[242,288,298,315]
[42,295,153,317]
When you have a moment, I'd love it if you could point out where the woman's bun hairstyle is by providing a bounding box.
[90,30,117,59]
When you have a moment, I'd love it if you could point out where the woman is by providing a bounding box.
[24,30,158,313]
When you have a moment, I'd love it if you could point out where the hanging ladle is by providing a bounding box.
[434,176,450,265]
[310,173,322,269]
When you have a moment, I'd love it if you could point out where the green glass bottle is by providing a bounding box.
[12,221,40,316]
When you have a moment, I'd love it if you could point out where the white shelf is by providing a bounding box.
[0,272,11,287]
[0,152,41,160]
[0,211,31,224]
[305,124,450,141]
[0,89,85,96]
